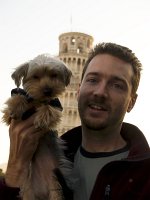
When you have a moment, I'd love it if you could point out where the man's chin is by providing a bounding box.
[84,121,107,131]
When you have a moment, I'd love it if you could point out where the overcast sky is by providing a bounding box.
[0,0,150,164]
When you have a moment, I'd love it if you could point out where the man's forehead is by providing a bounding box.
[84,54,134,82]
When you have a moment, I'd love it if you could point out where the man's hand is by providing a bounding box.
[5,115,44,187]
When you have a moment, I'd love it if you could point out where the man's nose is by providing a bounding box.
[93,82,108,98]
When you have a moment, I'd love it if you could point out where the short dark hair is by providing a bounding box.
[82,42,142,95]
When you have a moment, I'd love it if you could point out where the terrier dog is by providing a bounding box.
[2,54,72,200]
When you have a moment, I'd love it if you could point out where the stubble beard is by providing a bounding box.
[79,105,123,132]
[78,100,109,131]
[78,105,109,131]
[78,96,123,132]
[81,115,109,131]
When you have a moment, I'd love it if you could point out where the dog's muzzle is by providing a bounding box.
[44,87,53,96]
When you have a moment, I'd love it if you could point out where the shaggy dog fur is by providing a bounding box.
[2,54,72,200]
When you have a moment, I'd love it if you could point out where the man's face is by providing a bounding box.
[77,54,137,130]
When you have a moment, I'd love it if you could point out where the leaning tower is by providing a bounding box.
[58,32,94,135]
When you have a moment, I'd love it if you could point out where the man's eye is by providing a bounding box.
[86,78,97,83]
[112,83,124,90]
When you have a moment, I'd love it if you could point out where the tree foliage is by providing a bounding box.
[0,168,5,176]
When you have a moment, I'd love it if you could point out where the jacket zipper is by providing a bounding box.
[104,184,111,200]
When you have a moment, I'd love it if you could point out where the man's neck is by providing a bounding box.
[81,124,127,153]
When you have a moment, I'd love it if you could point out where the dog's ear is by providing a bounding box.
[64,68,72,86]
[11,62,29,87]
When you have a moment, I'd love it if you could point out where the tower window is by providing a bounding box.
[77,47,83,54]
[77,43,83,54]
[77,58,81,65]
[71,37,76,45]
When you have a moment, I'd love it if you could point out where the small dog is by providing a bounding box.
[2,54,72,200]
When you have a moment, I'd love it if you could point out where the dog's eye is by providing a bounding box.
[51,73,57,78]
[33,75,39,79]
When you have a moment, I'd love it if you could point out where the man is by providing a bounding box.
[0,42,150,199]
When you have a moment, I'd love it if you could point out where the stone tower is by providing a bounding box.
[58,32,94,135]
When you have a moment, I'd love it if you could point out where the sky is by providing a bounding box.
[0,0,150,165]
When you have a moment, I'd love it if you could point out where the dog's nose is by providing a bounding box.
[44,87,53,96]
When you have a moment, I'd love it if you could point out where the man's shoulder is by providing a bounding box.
[61,126,82,140]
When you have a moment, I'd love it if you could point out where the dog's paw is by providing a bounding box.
[2,95,29,123]
[34,105,62,131]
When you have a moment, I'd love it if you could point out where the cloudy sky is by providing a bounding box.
[0,0,150,164]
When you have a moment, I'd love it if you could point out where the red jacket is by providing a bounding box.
[0,122,150,200]
[61,122,150,200]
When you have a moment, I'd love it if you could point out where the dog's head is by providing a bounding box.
[11,54,72,100]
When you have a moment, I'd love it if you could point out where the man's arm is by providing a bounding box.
[0,115,44,199]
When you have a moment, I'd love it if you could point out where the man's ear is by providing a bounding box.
[127,94,138,112]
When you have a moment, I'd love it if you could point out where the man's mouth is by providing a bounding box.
[89,103,108,111]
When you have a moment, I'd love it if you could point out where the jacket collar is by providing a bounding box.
[120,123,150,159]
[61,122,150,162]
